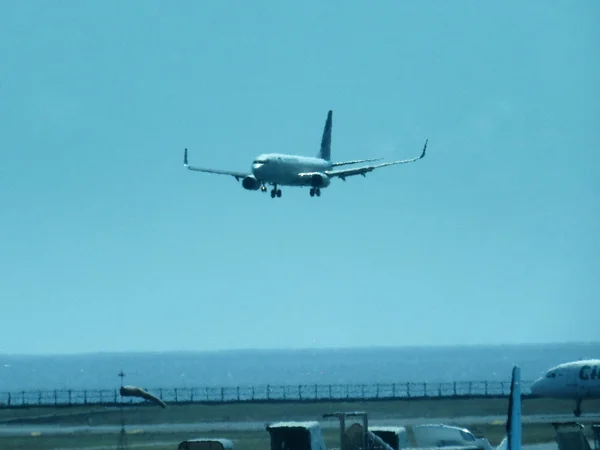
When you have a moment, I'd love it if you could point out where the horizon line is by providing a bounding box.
[2,340,599,358]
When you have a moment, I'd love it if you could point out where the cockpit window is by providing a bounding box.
[459,430,476,441]
[253,159,268,164]
[546,371,556,378]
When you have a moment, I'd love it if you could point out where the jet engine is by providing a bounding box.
[242,175,261,190]
[310,173,331,188]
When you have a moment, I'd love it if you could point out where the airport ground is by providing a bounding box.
[1,397,599,450]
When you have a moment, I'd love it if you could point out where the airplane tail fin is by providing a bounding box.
[496,365,522,450]
[317,110,332,161]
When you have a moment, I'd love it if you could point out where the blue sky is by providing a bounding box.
[1,1,598,354]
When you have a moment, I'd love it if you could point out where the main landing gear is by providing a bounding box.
[574,398,582,417]
[264,184,281,198]
[309,188,321,197]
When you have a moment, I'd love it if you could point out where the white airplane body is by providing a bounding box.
[529,359,600,416]
[183,110,427,198]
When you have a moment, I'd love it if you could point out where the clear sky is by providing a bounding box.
[1,1,598,355]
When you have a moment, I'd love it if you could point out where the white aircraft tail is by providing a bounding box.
[317,110,332,161]
[496,365,522,450]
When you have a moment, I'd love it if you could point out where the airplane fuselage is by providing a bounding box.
[251,153,332,187]
[529,359,600,399]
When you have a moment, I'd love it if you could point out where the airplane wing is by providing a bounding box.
[331,158,383,167]
[183,148,249,181]
[325,139,427,181]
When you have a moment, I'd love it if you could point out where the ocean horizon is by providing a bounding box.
[1,342,598,393]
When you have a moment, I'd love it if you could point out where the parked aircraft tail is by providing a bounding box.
[496,366,522,450]
[317,110,332,161]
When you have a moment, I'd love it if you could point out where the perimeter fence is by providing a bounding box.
[0,379,534,409]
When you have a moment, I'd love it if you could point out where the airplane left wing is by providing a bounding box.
[331,158,383,167]
[183,148,249,181]
[325,139,428,181]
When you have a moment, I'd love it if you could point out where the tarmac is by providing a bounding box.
[1,412,599,437]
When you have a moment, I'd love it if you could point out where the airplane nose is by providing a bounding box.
[529,378,544,396]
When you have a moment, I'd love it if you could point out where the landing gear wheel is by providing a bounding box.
[270,188,282,198]
[309,188,321,197]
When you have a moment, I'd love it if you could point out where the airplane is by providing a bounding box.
[529,359,600,417]
[183,110,427,198]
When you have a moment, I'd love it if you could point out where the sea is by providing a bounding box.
[0,343,598,393]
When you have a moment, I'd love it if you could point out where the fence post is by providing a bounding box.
[190,388,194,402]
[236,386,240,401]
[361,384,365,398]
[376,383,380,398]
[174,388,178,402]
[251,386,255,401]
[54,390,58,406]
[7,393,11,407]
[392,383,396,397]
[329,385,332,399]
[469,381,472,395]
[84,390,87,405]
[68,390,72,405]
[267,385,270,400]
[299,385,302,400]
[21,391,25,406]
[38,391,42,405]
[438,384,442,397]
[220,387,224,402]
[407,382,410,397]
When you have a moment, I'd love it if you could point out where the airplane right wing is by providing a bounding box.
[183,148,249,181]
[325,139,427,181]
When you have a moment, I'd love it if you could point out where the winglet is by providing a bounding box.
[184,148,188,167]
[420,139,428,159]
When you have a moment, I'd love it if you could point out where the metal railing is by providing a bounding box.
[0,379,534,408]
